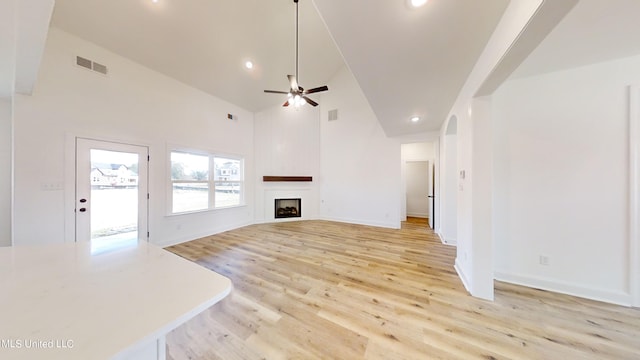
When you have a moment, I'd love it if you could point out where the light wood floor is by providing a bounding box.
[165,219,640,359]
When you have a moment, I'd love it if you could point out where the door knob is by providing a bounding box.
[79,199,87,203]
[79,208,87,212]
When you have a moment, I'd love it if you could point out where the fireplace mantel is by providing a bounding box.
[263,176,312,182]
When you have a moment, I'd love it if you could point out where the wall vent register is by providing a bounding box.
[76,56,109,75]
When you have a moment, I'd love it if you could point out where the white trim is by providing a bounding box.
[74,137,149,243]
[495,271,632,306]
[630,86,640,307]
[10,95,15,246]
[64,132,154,242]
[406,213,429,218]
[158,219,253,248]
[167,146,246,216]
[454,258,472,294]
[64,133,76,242]
[442,236,457,246]
[319,215,400,230]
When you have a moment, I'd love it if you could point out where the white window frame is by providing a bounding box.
[169,148,245,215]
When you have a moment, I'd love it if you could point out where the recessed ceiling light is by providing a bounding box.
[152,0,159,3]
[244,60,254,70]
[410,116,420,123]
[410,0,428,8]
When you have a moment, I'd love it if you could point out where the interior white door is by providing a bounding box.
[75,138,148,245]
[406,161,429,220]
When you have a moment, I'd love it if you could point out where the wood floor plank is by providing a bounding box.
[166,219,640,359]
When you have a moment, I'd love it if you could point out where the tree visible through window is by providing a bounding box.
[170,150,244,214]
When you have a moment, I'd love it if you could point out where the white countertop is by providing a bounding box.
[0,240,231,359]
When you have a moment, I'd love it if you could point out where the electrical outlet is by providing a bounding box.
[539,255,549,266]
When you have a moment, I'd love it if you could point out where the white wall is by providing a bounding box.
[454,107,474,293]
[441,131,457,245]
[13,28,255,246]
[435,0,546,300]
[439,0,545,300]
[402,142,435,160]
[254,104,321,222]
[319,66,401,228]
[0,98,12,246]
[631,86,640,307]
[0,0,15,247]
[492,55,640,305]
[469,97,494,301]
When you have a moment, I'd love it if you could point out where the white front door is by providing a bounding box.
[75,138,148,245]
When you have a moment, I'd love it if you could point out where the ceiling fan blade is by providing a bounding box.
[303,86,328,95]
[264,90,289,94]
[303,96,318,107]
[283,100,291,107]
[288,75,299,92]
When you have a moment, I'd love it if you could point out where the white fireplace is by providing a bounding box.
[262,188,316,222]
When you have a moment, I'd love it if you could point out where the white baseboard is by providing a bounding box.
[156,220,253,248]
[494,271,633,307]
[159,216,401,248]
[320,215,400,230]
[437,232,457,246]
[434,231,456,246]
[406,213,428,218]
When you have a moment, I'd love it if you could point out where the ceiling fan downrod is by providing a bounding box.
[263,0,329,107]
[295,0,299,82]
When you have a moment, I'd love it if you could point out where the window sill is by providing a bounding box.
[166,204,247,217]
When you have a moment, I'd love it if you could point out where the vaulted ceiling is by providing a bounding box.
[50,0,345,114]
[313,0,509,136]
[38,0,640,137]
[49,0,509,137]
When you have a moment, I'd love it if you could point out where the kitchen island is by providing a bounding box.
[0,240,231,359]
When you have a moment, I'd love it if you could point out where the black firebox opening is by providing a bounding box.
[275,198,301,219]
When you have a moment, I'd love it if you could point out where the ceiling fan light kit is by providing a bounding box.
[264,0,328,107]
[408,0,428,8]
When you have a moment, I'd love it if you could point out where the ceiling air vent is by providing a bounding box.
[76,56,109,75]
[328,109,338,121]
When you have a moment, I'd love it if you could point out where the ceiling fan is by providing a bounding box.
[264,0,328,107]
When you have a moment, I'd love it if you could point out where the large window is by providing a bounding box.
[170,150,243,214]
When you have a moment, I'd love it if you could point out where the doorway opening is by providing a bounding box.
[76,138,148,252]
[406,161,430,221]
[401,142,436,230]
